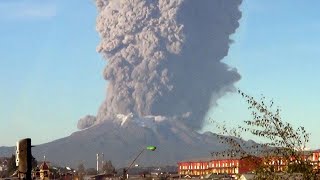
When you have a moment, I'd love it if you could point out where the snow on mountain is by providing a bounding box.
[116,113,168,132]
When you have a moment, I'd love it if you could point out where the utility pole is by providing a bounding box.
[123,146,157,179]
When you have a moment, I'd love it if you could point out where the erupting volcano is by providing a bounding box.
[1,0,243,168]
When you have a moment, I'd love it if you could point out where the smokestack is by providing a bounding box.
[96,153,99,173]
[89,0,242,130]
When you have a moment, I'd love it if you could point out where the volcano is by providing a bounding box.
[0,116,231,168]
[1,0,244,169]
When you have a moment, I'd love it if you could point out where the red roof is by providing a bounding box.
[40,162,49,170]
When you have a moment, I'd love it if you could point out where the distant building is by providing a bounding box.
[0,157,8,172]
[39,161,50,180]
[33,161,50,180]
[88,173,115,180]
[177,155,261,177]
[177,150,320,177]
[312,149,320,172]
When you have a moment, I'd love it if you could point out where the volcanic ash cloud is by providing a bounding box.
[81,0,242,130]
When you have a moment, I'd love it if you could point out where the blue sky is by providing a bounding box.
[0,0,319,149]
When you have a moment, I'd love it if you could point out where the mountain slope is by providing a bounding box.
[0,118,230,168]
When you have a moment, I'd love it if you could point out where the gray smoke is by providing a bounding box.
[77,115,96,130]
[91,0,242,130]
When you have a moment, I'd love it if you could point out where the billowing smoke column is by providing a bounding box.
[82,0,242,130]
[77,115,96,130]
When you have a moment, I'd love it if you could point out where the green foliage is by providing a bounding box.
[211,90,315,179]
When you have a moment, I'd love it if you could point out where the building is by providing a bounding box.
[33,161,50,180]
[263,150,320,173]
[0,157,8,172]
[311,149,320,172]
[239,174,255,180]
[39,161,50,180]
[178,155,261,177]
[178,150,320,177]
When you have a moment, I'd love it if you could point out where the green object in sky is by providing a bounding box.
[146,146,156,151]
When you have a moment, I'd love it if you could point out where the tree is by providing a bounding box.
[102,160,116,174]
[77,163,86,180]
[2,155,37,178]
[86,168,97,175]
[31,156,37,169]
[211,90,315,179]
[6,154,17,177]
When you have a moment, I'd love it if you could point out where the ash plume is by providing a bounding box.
[90,0,242,130]
[77,115,96,130]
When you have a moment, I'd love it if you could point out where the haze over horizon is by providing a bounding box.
[1,0,319,149]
